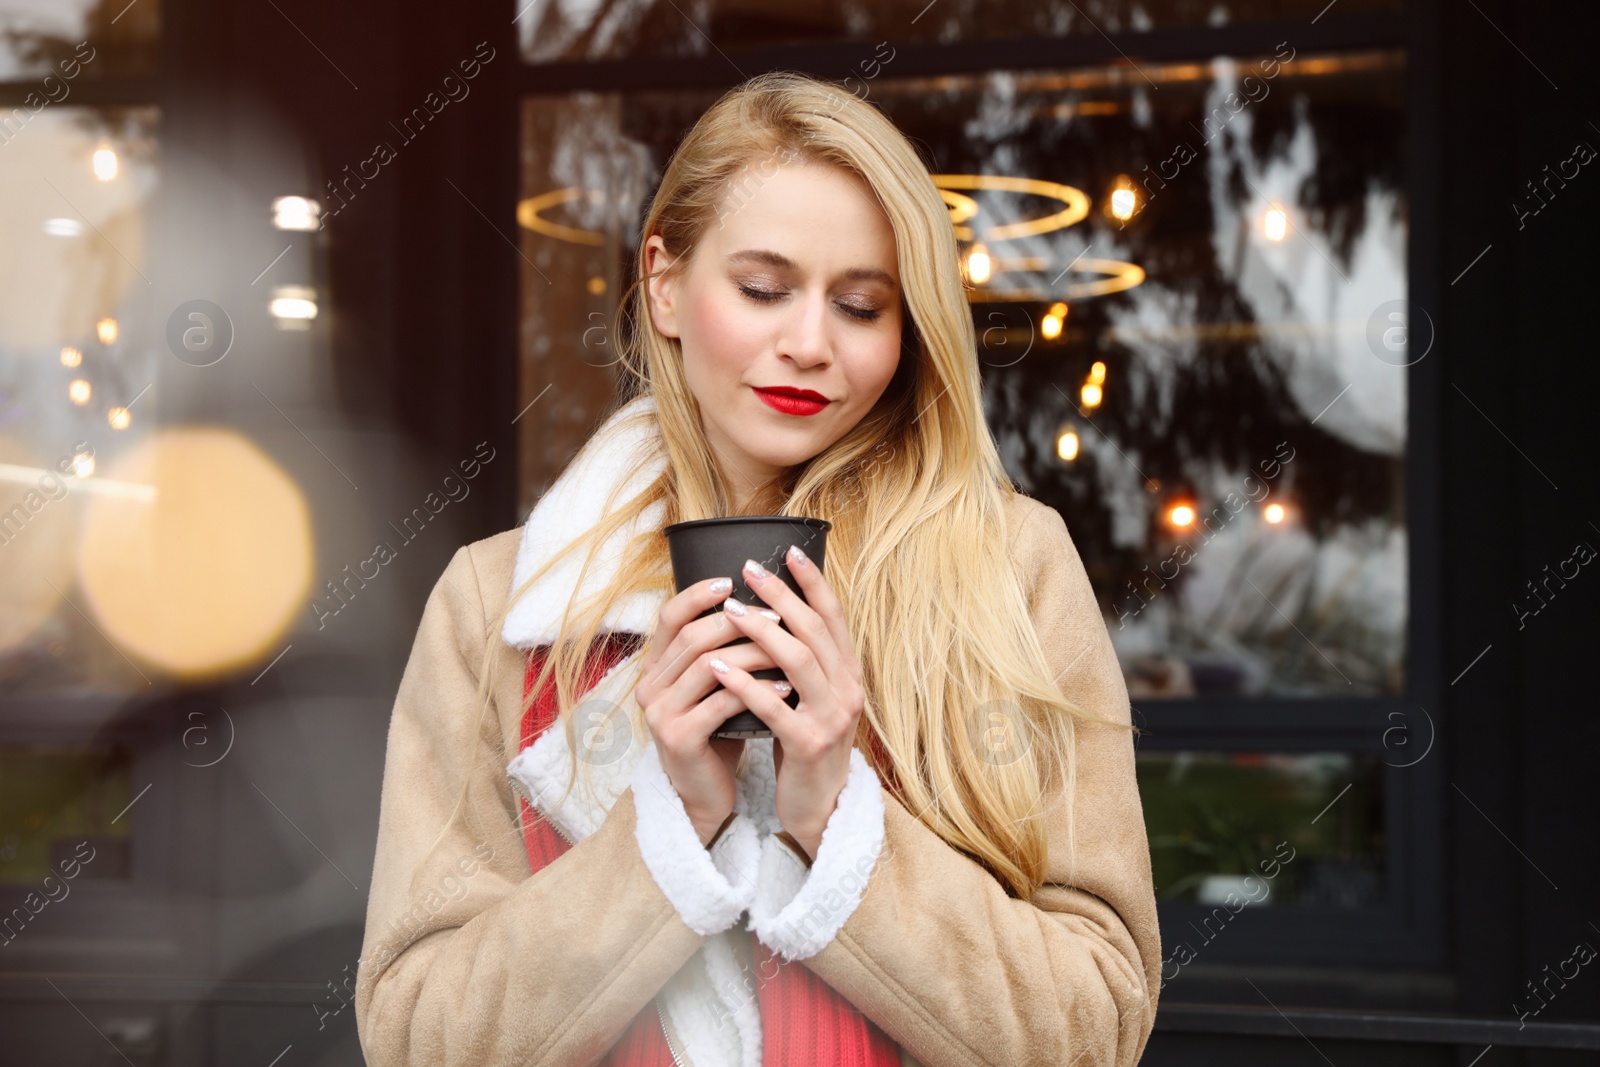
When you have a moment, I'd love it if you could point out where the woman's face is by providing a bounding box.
[644,160,905,503]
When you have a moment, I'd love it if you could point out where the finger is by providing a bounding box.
[681,686,756,747]
[708,654,799,740]
[653,609,746,694]
[726,577,840,705]
[658,641,780,720]
[720,596,819,689]
[643,576,737,684]
[643,575,731,668]
[780,543,861,678]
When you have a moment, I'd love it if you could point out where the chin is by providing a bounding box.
[751,445,815,469]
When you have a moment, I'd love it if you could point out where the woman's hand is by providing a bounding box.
[634,576,784,846]
[713,544,867,860]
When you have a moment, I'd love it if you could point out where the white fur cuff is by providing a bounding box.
[747,747,885,961]
[631,741,761,936]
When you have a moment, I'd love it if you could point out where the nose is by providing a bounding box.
[776,288,832,369]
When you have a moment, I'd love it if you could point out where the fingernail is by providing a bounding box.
[758,609,781,622]
[787,544,810,568]
[722,597,748,616]
[744,558,771,582]
[770,679,792,694]
[710,657,730,674]
[709,577,733,595]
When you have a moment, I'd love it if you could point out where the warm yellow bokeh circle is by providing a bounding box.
[78,427,313,679]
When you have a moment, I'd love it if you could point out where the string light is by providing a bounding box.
[60,346,82,368]
[69,379,92,405]
[97,318,118,345]
[1041,301,1068,340]
[92,146,119,181]
[1057,429,1080,461]
[1264,207,1287,241]
[965,242,992,284]
[1103,174,1140,222]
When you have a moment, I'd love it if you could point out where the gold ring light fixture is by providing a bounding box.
[517,173,1144,302]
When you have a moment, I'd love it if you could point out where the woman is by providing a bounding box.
[354,71,1160,1067]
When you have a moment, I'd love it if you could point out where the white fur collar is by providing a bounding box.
[500,393,670,651]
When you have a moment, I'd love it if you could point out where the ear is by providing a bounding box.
[643,234,681,338]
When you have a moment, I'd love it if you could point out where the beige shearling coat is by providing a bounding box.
[353,405,1161,1067]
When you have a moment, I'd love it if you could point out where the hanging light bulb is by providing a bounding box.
[60,346,83,368]
[1168,503,1196,528]
[1101,174,1140,222]
[108,406,132,430]
[1264,502,1287,524]
[69,379,92,405]
[97,317,118,345]
[1081,381,1103,408]
[1089,360,1107,385]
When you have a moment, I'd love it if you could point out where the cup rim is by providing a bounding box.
[662,515,831,536]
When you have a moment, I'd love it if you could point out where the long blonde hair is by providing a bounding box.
[441,70,1124,901]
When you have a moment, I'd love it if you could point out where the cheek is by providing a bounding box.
[685,289,764,373]
[847,315,904,393]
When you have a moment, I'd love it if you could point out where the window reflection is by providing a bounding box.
[0,745,132,884]
[963,53,1409,698]
[0,0,160,80]
[515,0,1404,62]
[1137,750,1384,909]
[0,104,159,694]
[517,49,1407,698]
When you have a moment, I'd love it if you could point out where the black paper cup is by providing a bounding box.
[662,515,831,738]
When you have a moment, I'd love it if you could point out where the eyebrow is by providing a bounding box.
[724,248,898,290]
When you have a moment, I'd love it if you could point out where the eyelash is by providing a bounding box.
[738,284,880,323]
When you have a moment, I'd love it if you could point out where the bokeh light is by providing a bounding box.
[77,428,314,679]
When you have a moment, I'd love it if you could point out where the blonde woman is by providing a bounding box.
[354,70,1160,1067]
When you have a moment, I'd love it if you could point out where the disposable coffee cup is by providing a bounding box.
[662,515,831,738]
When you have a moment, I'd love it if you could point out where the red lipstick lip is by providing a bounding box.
[753,386,830,416]
[755,386,830,401]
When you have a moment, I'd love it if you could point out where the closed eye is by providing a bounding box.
[737,284,880,323]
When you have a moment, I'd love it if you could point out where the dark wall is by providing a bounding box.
[1438,0,1600,1039]
[182,0,522,536]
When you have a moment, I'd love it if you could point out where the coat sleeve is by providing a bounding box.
[353,543,742,1067]
[749,499,1161,1067]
